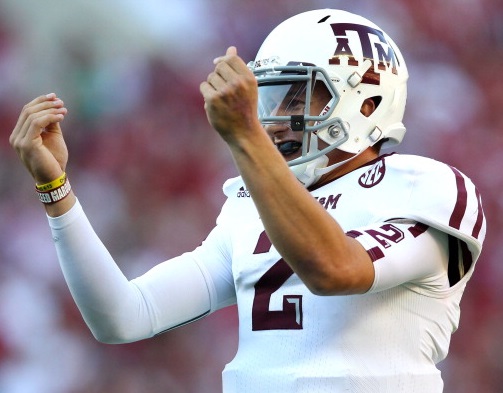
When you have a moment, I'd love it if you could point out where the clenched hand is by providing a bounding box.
[200,46,263,145]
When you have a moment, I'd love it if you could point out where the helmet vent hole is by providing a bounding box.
[317,15,331,23]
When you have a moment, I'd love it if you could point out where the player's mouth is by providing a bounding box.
[276,141,302,157]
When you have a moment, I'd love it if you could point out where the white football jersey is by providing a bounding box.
[199,153,485,393]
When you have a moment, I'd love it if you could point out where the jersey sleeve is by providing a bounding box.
[48,199,235,343]
[373,156,486,288]
[134,223,237,324]
[347,220,450,295]
[398,159,485,263]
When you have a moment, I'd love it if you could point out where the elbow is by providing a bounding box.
[306,283,334,296]
[305,279,364,296]
[85,318,148,344]
[92,332,128,345]
[302,265,370,296]
[300,270,342,296]
[304,279,343,296]
[91,328,134,344]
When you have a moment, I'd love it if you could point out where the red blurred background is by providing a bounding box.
[0,1,501,392]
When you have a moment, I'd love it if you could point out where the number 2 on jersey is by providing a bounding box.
[251,231,303,331]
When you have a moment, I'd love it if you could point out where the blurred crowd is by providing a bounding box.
[0,0,502,392]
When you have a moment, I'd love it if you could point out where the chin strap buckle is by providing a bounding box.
[369,127,382,143]
[347,59,373,87]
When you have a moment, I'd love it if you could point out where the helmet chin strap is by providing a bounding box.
[291,135,374,188]
[289,133,328,187]
[314,148,365,176]
[290,154,329,187]
[288,93,380,187]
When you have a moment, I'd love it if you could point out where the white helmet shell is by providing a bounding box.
[253,9,408,158]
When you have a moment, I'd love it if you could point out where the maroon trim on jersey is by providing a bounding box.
[472,188,484,239]
[448,166,485,240]
[346,230,363,238]
[308,153,397,191]
[448,166,468,230]
[346,230,384,262]
[367,246,385,262]
[408,222,429,237]
[253,230,271,254]
[368,152,396,163]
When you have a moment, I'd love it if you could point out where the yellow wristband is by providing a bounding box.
[35,172,67,192]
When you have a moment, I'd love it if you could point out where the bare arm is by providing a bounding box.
[200,47,374,295]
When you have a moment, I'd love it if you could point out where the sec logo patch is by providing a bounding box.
[359,159,386,188]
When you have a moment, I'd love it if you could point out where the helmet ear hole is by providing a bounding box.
[360,96,382,117]
[371,96,382,108]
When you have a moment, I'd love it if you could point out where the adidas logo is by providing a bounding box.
[237,186,251,198]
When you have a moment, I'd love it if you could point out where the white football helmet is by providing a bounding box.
[249,9,408,187]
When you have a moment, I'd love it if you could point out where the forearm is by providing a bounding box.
[227,131,372,295]
[199,47,373,294]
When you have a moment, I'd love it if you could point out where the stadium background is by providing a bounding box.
[0,0,502,392]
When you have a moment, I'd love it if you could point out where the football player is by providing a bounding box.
[10,9,486,393]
